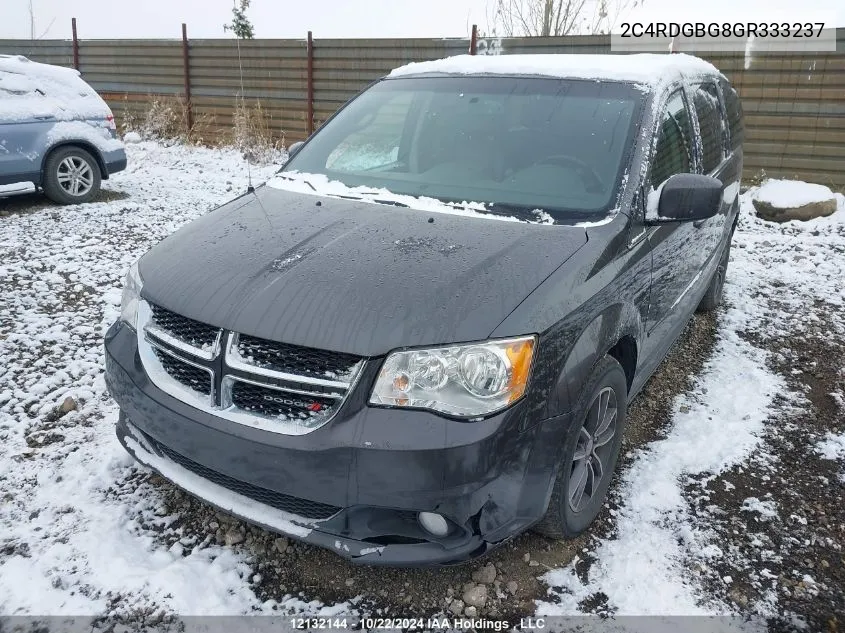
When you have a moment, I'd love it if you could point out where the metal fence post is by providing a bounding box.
[470,24,478,55]
[306,31,314,136]
[182,23,194,132]
[71,18,79,69]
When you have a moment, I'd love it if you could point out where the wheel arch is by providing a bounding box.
[553,302,643,417]
[41,141,108,184]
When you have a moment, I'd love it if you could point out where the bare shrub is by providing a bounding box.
[117,94,286,162]
[140,97,188,140]
[231,97,287,164]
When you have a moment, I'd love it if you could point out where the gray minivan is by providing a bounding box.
[0,55,126,204]
[106,53,743,566]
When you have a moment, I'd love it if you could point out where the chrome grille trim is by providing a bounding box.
[222,374,345,402]
[136,300,365,436]
[224,332,357,390]
[146,323,222,361]
[138,314,215,407]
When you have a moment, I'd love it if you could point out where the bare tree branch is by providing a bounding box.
[488,0,638,37]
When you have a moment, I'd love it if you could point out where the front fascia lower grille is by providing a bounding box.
[136,300,365,435]
[148,435,341,520]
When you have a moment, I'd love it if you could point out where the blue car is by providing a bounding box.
[0,54,126,204]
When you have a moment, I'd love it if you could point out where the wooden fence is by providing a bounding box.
[1,27,844,186]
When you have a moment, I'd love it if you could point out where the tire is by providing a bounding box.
[696,230,733,313]
[533,355,628,539]
[42,146,102,205]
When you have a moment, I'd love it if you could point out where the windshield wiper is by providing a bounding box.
[275,174,316,191]
[330,193,409,208]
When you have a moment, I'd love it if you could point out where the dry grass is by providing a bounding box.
[119,94,285,164]
[230,97,286,164]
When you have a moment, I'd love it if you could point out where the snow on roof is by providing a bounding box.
[389,53,722,87]
[0,54,85,84]
[0,54,110,123]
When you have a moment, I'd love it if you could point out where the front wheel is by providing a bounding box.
[533,355,628,539]
[42,146,102,205]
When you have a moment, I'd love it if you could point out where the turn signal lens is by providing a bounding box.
[506,338,534,403]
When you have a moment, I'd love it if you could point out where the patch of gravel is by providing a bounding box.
[682,308,845,632]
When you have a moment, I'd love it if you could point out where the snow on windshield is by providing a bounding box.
[266,171,560,224]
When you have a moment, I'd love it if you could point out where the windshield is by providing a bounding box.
[282,76,645,221]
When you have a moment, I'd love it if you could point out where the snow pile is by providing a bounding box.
[0,55,112,123]
[389,53,722,86]
[816,432,845,461]
[816,432,845,482]
[753,179,837,209]
[741,497,779,520]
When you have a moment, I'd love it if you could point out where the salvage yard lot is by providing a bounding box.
[1,141,844,629]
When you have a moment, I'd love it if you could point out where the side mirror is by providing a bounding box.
[647,173,722,223]
[287,141,304,158]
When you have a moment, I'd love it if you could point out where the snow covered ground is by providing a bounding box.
[1,142,843,627]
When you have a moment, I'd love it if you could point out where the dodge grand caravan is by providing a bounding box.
[104,53,744,566]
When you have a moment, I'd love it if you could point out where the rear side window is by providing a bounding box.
[692,82,727,173]
[721,80,744,151]
[651,90,693,189]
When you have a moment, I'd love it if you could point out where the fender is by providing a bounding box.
[492,213,650,426]
[555,302,643,417]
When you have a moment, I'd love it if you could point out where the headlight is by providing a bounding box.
[369,336,536,418]
[120,261,143,330]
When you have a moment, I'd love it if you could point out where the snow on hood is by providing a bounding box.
[266,170,566,224]
[0,54,111,123]
[389,53,722,87]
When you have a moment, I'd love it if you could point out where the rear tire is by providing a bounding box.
[532,355,627,539]
[42,146,102,205]
[696,231,733,313]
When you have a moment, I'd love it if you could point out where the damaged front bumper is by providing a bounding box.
[105,320,571,566]
[118,415,489,565]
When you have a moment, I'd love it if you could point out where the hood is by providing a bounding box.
[139,187,588,357]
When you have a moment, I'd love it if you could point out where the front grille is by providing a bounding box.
[149,437,341,520]
[153,347,211,396]
[139,301,364,435]
[230,380,337,421]
[237,334,361,382]
[150,304,220,350]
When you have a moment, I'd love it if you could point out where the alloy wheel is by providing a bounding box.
[568,386,618,513]
[57,156,95,197]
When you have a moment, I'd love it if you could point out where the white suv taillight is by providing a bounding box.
[105,112,116,131]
